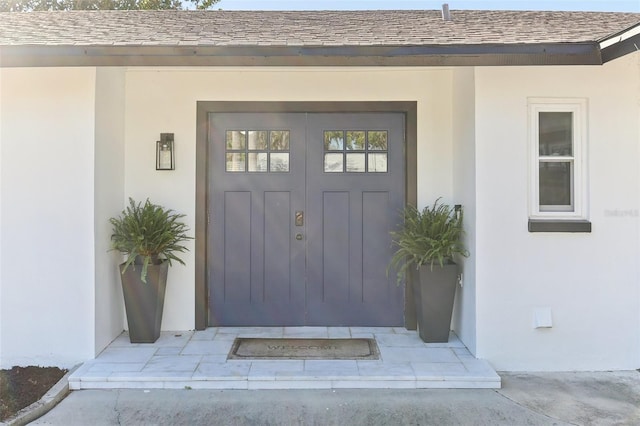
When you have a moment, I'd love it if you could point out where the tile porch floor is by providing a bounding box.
[69,327,501,390]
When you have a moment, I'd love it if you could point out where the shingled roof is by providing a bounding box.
[1,9,639,67]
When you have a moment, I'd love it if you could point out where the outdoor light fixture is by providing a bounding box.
[156,133,175,170]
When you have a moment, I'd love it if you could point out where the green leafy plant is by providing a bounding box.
[389,198,469,284]
[110,198,192,283]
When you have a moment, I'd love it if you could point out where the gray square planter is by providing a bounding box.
[120,262,168,343]
[414,262,458,343]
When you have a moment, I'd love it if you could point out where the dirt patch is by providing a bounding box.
[0,366,67,421]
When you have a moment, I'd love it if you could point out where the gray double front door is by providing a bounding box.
[208,112,405,326]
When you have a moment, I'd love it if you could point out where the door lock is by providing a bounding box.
[295,233,304,240]
[295,211,304,226]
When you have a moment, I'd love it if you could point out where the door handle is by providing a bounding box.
[295,233,304,240]
[295,211,304,226]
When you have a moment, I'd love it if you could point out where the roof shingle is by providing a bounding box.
[0,10,638,47]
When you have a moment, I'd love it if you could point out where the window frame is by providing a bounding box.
[224,129,291,173]
[322,129,389,173]
[528,98,588,221]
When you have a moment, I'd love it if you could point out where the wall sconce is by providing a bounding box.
[156,133,175,171]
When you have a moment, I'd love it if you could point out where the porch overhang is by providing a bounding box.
[0,42,610,68]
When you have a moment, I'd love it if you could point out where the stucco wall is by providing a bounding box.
[0,66,4,366]
[0,68,97,367]
[475,53,640,370]
[124,67,457,330]
[3,58,637,371]
[451,67,477,354]
[94,68,126,355]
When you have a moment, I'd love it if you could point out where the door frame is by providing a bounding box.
[195,101,418,330]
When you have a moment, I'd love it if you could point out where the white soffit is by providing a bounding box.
[600,23,640,49]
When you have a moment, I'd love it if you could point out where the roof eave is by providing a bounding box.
[600,23,640,63]
[0,42,603,68]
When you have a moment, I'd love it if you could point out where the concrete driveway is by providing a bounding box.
[31,371,640,425]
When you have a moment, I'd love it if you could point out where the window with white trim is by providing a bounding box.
[529,98,588,220]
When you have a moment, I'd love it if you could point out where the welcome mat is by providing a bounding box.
[228,338,380,360]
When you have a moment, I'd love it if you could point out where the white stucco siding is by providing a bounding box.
[475,54,640,370]
[94,68,126,355]
[3,60,638,371]
[124,67,456,330]
[452,67,477,354]
[0,66,4,366]
[0,68,97,367]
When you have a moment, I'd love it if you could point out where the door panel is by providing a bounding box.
[363,191,392,304]
[305,113,405,326]
[263,191,292,303]
[321,191,350,304]
[209,113,306,326]
[223,191,251,303]
[208,112,404,326]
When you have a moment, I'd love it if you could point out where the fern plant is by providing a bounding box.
[110,198,192,283]
[389,199,469,284]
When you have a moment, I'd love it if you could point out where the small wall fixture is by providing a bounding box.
[156,133,175,171]
[533,307,553,329]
